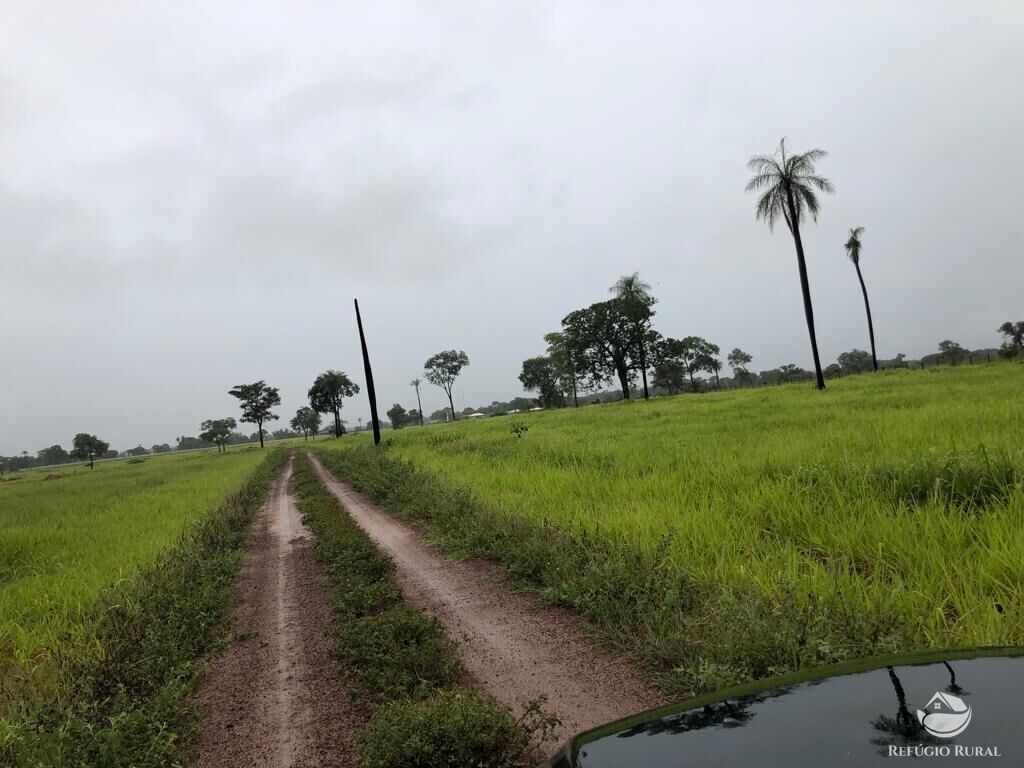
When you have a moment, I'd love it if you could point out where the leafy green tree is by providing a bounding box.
[151,443,172,453]
[845,226,878,371]
[124,446,148,457]
[386,403,408,429]
[747,138,834,389]
[410,379,425,426]
[561,299,640,399]
[70,433,109,463]
[824,362,843,379]
[997,321,1024,358]
[544,332,580,407]
[37,445,69,466]
[200,417,237,452]
[290,406,321,440]
[778,363,811,383]
[650,338,690,394]
[424,350,470,421]
[519,356,563,408]
[609,272,656,399]
[937,340,967,364]
[727,348,753,385]
[837,348,874,375]
[228,381,281,448]
[308,370,359,437]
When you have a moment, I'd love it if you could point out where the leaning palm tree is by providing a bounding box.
[746,138,834,390]
[845,226,877,371]
[610,272,654,399]
[410,378,425,426]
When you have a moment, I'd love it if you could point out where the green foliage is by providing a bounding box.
[69,433,109,460]
[997,321,1024,358]
[837,348,874,375]
[561,298,650,398]
[199,417,237,452]
[314,364,1024,697]
[423,351,470,420]
[386,403,409,430]
[228,380,281,445]
[508,422,528,439]
[358,690,558,768]
[291,405,322,439]
[309,370,360,437]
[518,356,562,408]
[2,451,284,766]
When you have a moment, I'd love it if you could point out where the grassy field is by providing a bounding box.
[0,447,268,705]
[319,363,1023,693]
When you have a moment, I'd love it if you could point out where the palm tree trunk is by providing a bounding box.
[640,344,649,400]
[415,387,424,426]
[855,262,878,371]
[786,196,826,390]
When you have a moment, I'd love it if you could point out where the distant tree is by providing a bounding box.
[177,435,213,450]
[151,443,172,454]
[424,350,470,421]
[199,417,237,453]
[124,445,148,457]
[727,348,754,385]
[837,348,874,375]
[937,340,967,365]
[410,379,425,426]
[561,299,642,399]
[650,338,690,394]
[228,381,281,448]
[747,138,834,389]
[519,356,563,408]
[308,370,359,438]
[544,331,580,407]
[408,409,422,425]
[693,339,722,387]
[777,363,811,383]
[609,272,656,399]
[69,433,109,462]
[429,407,453,422]
[37,445,69,466]
[290,406,321,440]
[997,321,1024,359]
[824,363,843,379]
[386,403,409,429]
[844,226,878,371]
[270,429,299,440]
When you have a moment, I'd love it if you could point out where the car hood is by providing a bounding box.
[542,648,1023,767]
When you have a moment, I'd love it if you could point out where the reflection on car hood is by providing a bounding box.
[542,648,1023,767]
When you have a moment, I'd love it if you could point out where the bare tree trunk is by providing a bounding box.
[640,344,649,400]
[257,421,264,448]
[855,262,878,371]
[785,194,826,390]
[447,390,457,421]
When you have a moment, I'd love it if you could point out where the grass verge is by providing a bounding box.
[1,450,286,767]
[291,454,557,768]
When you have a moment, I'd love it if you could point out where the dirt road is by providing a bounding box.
[307,452,664,747]
[193,459,362,768]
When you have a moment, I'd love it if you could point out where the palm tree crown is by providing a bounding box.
[746,138,834,233]
[845,226,865,265]
[610,272,652,302]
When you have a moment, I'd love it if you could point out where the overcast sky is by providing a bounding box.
[2,1,1022,454]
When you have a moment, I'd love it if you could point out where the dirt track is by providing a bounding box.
[307,452,664,747]
[192,458,362,768]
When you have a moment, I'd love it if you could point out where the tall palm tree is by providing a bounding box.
[845,226,877,371]
[746,138,834,390]
[410,378,425,426]
[610,272,654,399]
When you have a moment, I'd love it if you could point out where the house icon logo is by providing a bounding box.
[916,691,972,738]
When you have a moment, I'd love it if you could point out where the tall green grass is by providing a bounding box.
[1,450,285,765]
[0,449,268,706]
[319,364,1023,694]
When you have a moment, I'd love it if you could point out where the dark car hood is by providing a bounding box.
[543,648,1023,767]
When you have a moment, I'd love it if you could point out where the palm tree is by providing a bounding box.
[746,138,834,390]
[610,272,654,399]
[410,378,425,426]
[845,226,877,371]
